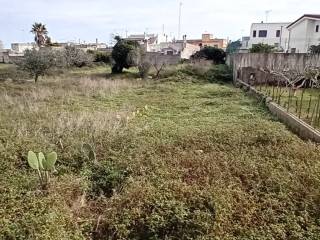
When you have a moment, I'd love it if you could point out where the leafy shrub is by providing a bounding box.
[191,46,226,64]
[181,63,232,83]
[0,64,29,81]
[63,46,94,68]
[138,61,151,79]
[87,161,130,198]
[249,43,275,53]
[205,64,233,83]
[90,51,111,64]
[226,40,242,54]
[111,36,142,73]
[180,62,212,78]
[309,44,320,54]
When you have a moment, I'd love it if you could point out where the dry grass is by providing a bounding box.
[1,66,320,239]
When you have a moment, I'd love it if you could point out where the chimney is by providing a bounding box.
[96,38,98,45]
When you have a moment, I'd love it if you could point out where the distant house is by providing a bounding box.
[124,33,167,52]
[287,14,320,53]
[152,36,200,59]
[178,33,227,49]
[125,33,199,59]
[11,43,36,53]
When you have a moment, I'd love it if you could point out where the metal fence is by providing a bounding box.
[246,69,320,129]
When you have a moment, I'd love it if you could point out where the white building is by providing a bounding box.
[248,22,290,51]
[287,14,320,53]
[246,14,320,53]
[11,43,36,53]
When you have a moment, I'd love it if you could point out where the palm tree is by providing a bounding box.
[31,22,48,47]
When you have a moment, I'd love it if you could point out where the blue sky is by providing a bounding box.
[0,0,319,48]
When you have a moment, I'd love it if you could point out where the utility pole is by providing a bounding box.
[178,2,183,40]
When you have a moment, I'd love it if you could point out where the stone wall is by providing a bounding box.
[145,52,181,65]
[227,53,320,83]
[0,52,10,63]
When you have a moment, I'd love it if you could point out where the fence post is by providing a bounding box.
[298,88,305,119]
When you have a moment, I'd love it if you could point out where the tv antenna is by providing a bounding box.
[265,10,272,23]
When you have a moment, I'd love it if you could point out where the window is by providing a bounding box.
[276,30,281,37]
[253,30,257,37]
[258,30,268,37]
[316,25,319,33]
[166,51,173,55]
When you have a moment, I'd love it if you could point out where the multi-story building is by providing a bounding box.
[248,22,291,51]
[246,14,320,53]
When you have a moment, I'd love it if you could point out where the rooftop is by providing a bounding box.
[287,14,320,28]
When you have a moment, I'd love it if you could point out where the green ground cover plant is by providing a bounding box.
[0,65,320,239]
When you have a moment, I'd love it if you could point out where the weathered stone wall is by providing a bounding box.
[227,53,320,83]
[0,52,10,63]
[145,52,181,65]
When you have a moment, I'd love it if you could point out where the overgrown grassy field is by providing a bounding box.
[1,66,320,239]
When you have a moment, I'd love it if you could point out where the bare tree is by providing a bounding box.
[152,55,166,79]
[260,67,306,96]
[304,66,320,88]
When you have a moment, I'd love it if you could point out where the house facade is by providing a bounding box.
[182,33,227,49]
[248,22,291,51]
[11,43,36,53]
[287,14,320,53]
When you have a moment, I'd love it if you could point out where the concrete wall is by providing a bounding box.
[145,52,181,65]
[227,53,320,83]
[0,52,10,63]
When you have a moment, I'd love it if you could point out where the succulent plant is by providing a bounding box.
[27,150,58,189]
[27,151,39,170]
